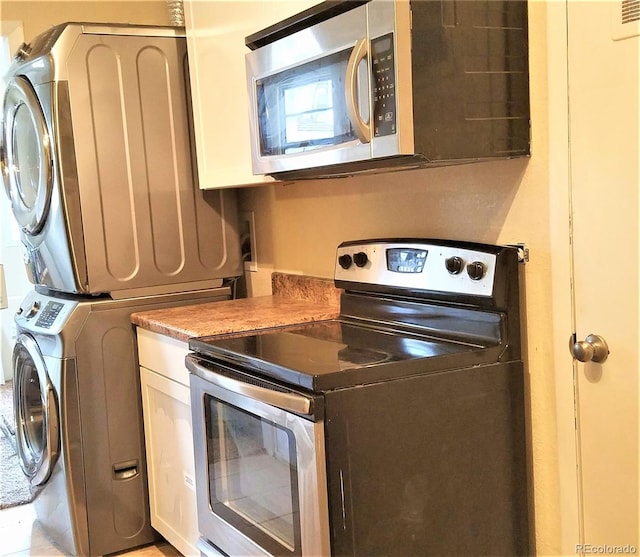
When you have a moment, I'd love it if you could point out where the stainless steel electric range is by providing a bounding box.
[187,239,530,557]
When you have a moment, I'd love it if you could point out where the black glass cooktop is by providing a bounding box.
[189,320,494,392]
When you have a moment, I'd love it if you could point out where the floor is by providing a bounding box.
[0,503,181,557]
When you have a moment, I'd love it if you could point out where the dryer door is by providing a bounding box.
[12,333,60,486]
[1,76,53,235]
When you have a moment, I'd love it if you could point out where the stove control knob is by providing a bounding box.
[353,252,369,268]
[467,261,486,281]
[445,256,464,275]
[338,254,353,269]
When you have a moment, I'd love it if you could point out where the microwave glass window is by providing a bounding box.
[204,395,301,554]
[256,48,358,156]
[283,79,336,147]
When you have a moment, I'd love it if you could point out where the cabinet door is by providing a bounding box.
[184,0,321,189]
[140,366,199,557]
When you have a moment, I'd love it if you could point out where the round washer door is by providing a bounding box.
[1,75,53,235]
[12,333,60,486]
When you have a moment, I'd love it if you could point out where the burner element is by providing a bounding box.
[337,346,391,369]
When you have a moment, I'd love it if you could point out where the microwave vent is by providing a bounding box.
[612,0,640,40]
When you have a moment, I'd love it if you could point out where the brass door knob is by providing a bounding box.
[571,334,609,363]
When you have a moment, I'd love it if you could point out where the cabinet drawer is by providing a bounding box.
[137,328,189,386]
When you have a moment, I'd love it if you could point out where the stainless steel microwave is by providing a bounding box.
[245,0,530,179]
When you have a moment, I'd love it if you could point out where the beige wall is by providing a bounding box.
[238,1,563,554]
[1,1,170,41]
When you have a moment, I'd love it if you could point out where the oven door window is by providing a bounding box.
[205,395,302,555]
[256,47,367,156]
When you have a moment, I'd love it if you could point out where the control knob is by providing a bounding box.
[466,261,486,281]
[353,252,369,268]
[25,301,40,318]
[445,256,464,275]
[338,254,353,269]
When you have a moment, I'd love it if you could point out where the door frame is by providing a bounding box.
[547,1,582,554]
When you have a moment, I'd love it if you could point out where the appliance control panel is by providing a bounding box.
[15,290,79,334]
[335,240,498,297]
[371,33,396,138]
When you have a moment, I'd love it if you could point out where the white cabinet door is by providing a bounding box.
[184,0,321,189]
[141,366,199,557]
[138,330,199,556]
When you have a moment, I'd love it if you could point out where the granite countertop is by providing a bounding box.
[131,273,341,342]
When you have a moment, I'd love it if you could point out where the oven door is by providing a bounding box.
[186,355,330,557]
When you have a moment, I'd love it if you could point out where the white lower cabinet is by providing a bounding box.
[138,329,199,557]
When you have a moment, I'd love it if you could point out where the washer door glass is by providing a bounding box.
[1,75,52,235]
[12,333,59,486]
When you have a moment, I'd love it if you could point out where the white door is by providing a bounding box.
[567,1,639,552]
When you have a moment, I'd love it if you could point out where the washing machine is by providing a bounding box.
[12,286,231,556]
[1,22,241,297]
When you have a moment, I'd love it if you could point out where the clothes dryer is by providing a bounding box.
[1,23,241,297]
[12,286,231,556]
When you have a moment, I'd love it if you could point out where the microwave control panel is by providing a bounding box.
[371,33,396,138]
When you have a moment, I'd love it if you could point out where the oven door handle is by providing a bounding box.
[186,354,313,416]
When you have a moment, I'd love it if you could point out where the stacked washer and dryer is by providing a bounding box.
[0,23,241,556]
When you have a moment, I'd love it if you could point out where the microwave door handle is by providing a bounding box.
[345,38,371,144]
[186,354,313,415]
